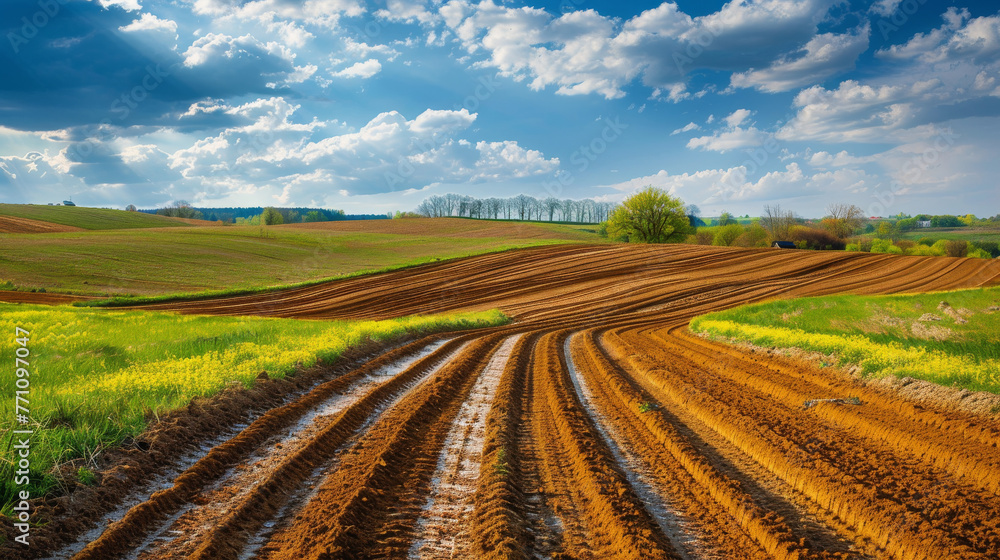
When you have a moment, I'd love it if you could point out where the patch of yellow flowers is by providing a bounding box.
[693,319,998,389]
[0,305,506,413]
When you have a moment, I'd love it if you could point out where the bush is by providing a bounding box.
[907,245,937,257]
[917,237,936,246]
[845,243,860,252]
[712,224,744,247]
[692,231,715,245]
[894,239,916,251]
[972,241,999,258]
[931,239,949,255]
[870,238,895,254]
[968,248,993,259]
[733,223,768,247]
[945,239,968,258]
[790,225,846,250]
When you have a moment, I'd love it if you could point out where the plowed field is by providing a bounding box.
[21,244,1000,560]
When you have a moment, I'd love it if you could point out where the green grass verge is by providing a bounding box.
[0,224,603,297]
[690,287,1000,394]
[0,304,508,514]
[900,227,1000,243]
[0,204,190,230]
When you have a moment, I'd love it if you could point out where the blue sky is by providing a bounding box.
[0,0,997,217]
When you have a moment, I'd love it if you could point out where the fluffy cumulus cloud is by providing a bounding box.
[440,0,846,99]
[164,101,557,203]
[687,109,765,152]
[181,33,315,88]
[778,7,1000,146]
[332,59,382,78]
[119,13,178,35]
[731,25,870,92]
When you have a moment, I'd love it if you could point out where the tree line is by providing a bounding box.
[414,194,617,223]
[141,202,385,223]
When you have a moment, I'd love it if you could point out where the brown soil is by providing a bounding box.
[5,244,1000,560]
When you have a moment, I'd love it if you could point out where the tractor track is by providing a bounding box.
[7,244,1000,560]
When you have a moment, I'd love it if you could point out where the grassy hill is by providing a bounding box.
[0,204,192,230]
[0,218,606,296]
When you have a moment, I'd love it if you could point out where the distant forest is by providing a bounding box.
[139,205,385,223]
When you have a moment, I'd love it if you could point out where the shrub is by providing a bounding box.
[931,239,949,256]
[790,226,846,250]
[968,248,993,259]
[693,231,715,245]
[870,238,894,254]
[712,224,744,247]
[917,237,935,246]
[845,243,860,252]
[972,241,1000,258]
[907,245,937,257]
[734,223,769,247]
[894,239,916,251]
[945,239,968,258]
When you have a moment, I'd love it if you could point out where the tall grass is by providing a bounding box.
[690,287,1000,393]
[0,305,507,513]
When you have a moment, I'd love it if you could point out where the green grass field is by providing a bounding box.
[0,204,190,230]
[900,226,1000,243]
[690,287,1000,394]
[0,219,606,297]
[0,304,507,513]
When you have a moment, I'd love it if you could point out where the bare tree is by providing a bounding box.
[760,204,796,241]
[823,203,866,238]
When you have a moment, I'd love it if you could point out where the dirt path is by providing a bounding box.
[10,244,1000,560]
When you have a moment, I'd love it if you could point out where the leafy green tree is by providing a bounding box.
[712,224,743,246]
[717,211,737,226]
[605,187,693,243]
[303,210,325,222]
[261,207,284,225]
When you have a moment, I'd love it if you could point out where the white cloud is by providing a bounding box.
[870,0,902,17]
[877,8,1000,65]
[670,122,699,135]
[99,0,141,11]
[118,13,177,35]
[724,109,751,127]
[441,0,843,99]
[332,59,382,79]
[807,150,870,167]
[731,25,870,92]
[687,128,765,152]
[376,0,439,24]
[166,102,558,201]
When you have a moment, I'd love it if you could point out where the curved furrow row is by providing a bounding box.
[571,330,857,560]
[523,330,681,560]
[669,330,1000,493]
[69,335,457,560]
[255,334,505,559]
[408,334,524,559]
[605,327,1000,560]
